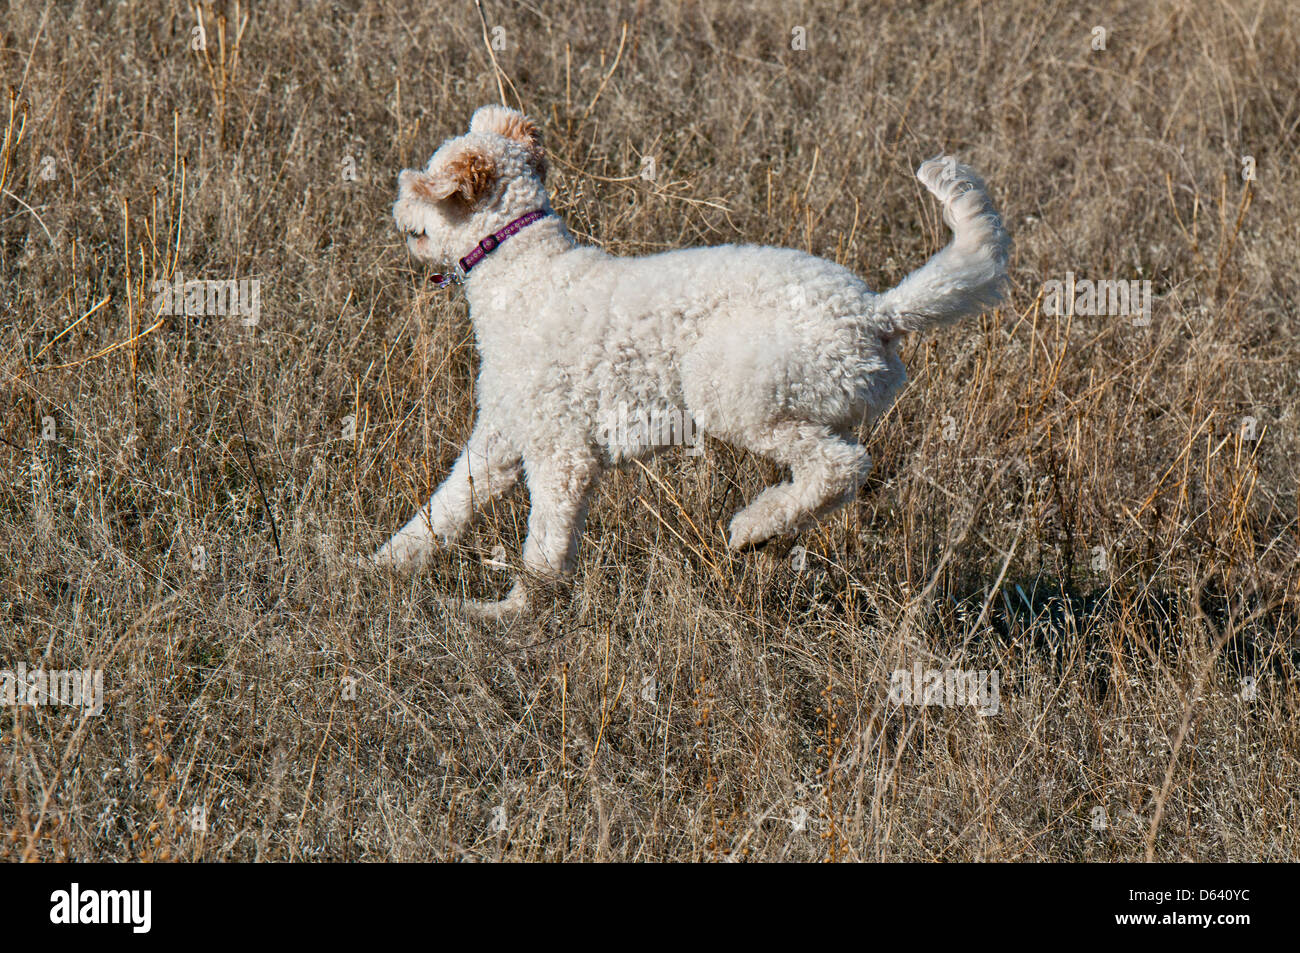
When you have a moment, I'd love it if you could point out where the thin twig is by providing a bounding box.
[473,0,521,109]
[236,405,284,567]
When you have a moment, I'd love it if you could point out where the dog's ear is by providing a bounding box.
[399,168,454,203]
[469,104,547,180]
[402,145,498,206]
[438,147,499,203]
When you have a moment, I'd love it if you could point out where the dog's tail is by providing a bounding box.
[875,156,1011,335]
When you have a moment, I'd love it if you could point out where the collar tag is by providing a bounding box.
[431,263,464,289]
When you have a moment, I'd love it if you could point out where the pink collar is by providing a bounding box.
[433,209,549,288]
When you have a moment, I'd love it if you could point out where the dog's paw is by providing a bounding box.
[728,509,772,551]
[917,154,961,190]
[443,581,533,621]
[370,531,438,570]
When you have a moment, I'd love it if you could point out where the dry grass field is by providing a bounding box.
[1,0,1298,862]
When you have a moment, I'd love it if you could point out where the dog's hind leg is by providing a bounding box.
[726,421,870,551]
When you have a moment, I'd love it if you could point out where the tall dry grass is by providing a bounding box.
[1,0,1297,861]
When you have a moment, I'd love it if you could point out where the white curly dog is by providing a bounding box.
[371,105,1010,618]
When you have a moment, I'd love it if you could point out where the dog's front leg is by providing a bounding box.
[373,423,521,568]
[456,451,600,620]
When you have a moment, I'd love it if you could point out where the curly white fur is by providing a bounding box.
[371,106,1010,618]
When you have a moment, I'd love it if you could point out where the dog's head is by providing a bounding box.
[394,105,548,267]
